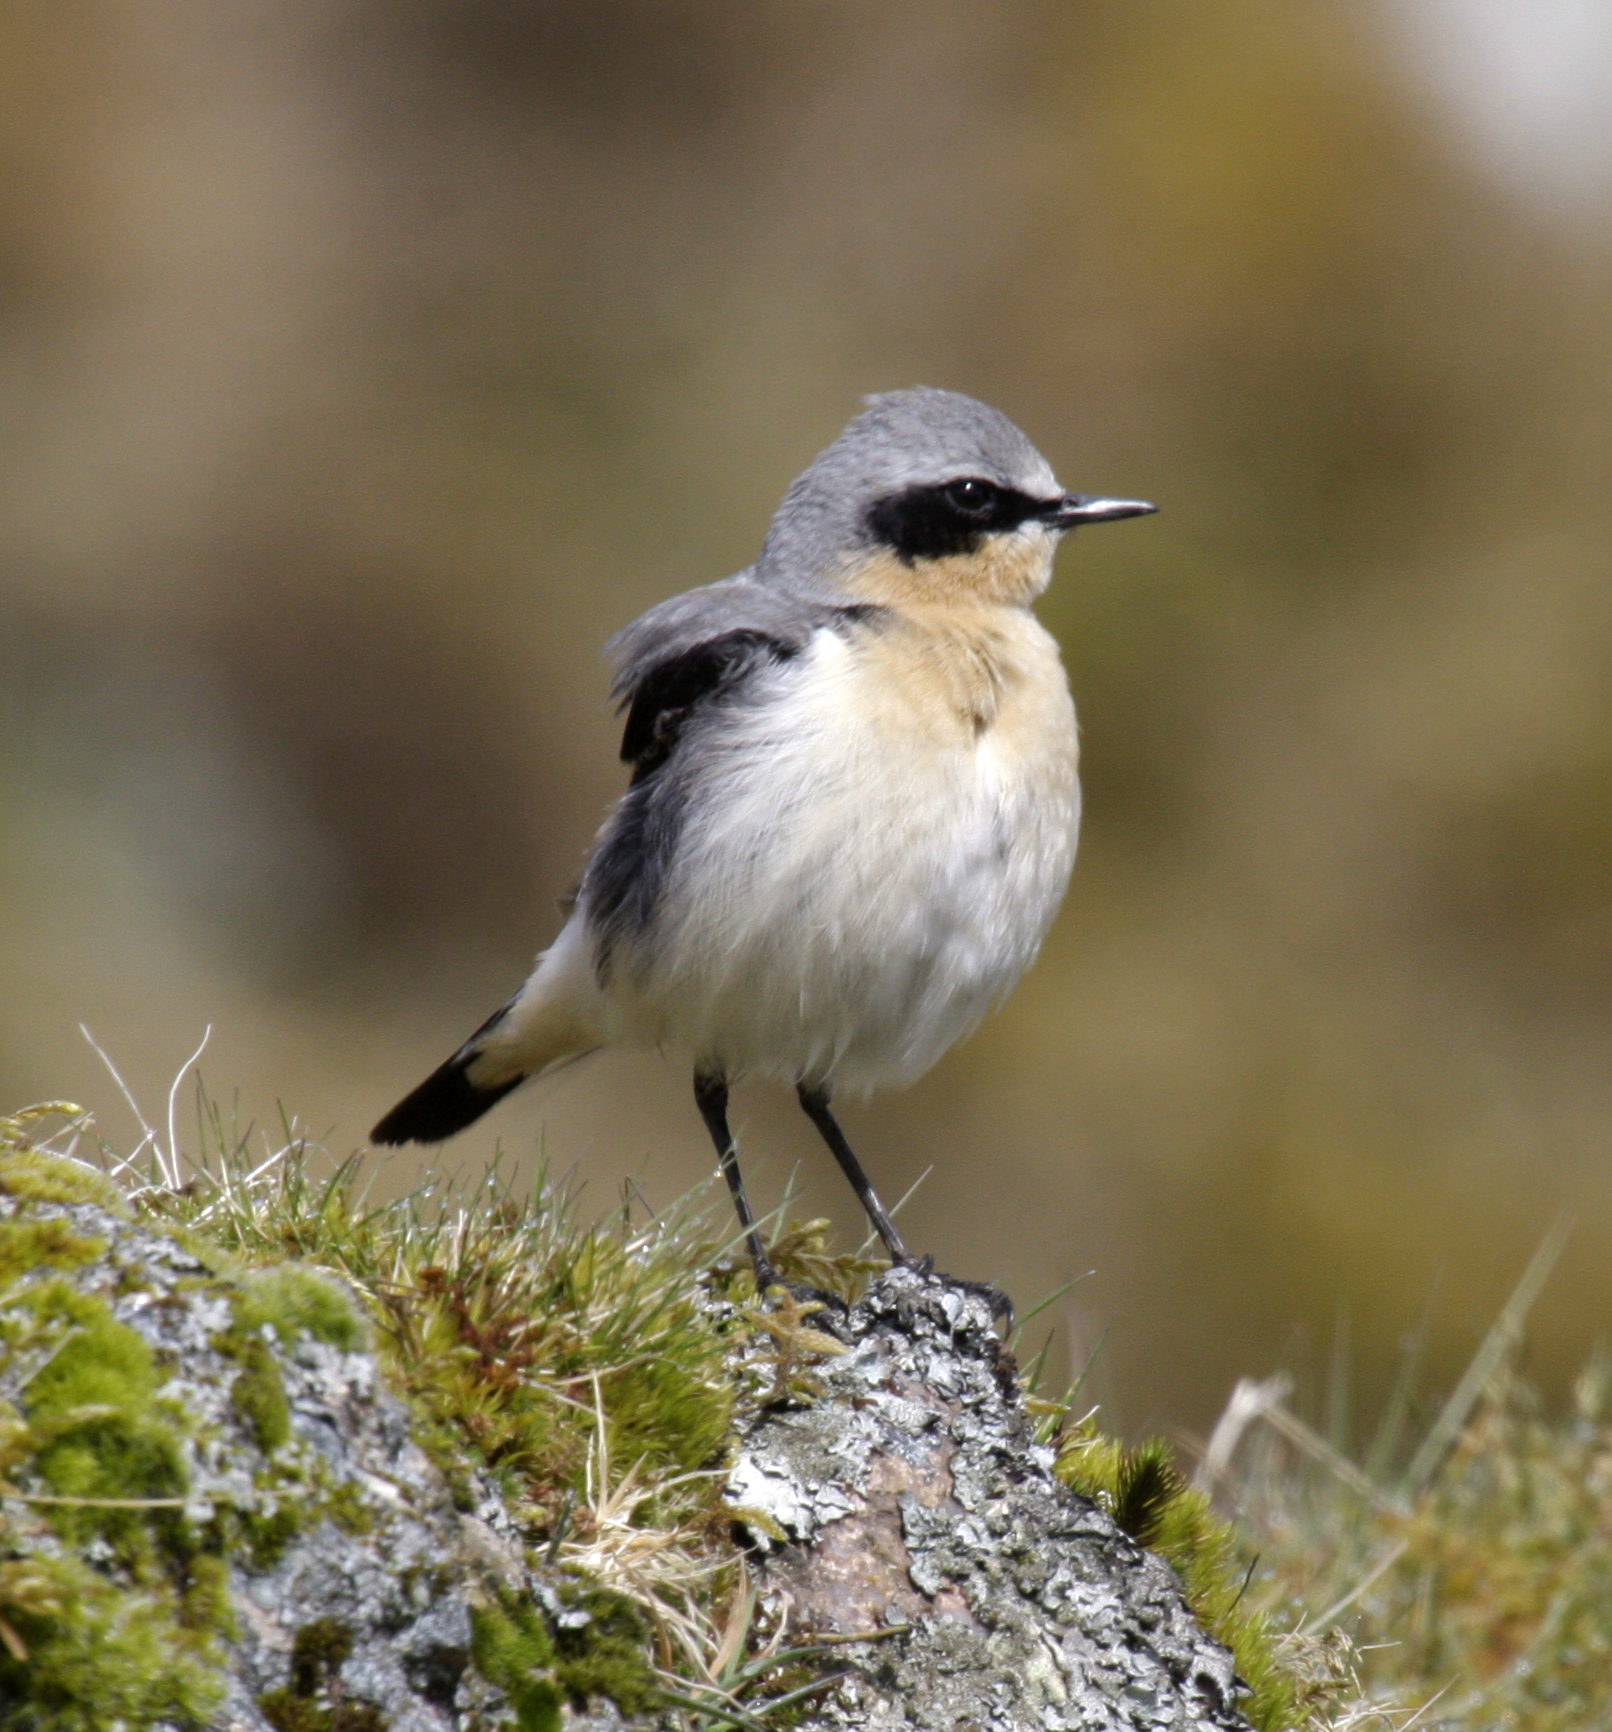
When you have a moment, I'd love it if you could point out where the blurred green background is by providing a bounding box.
[3,0,1610,1439]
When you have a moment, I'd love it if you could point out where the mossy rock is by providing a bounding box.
[1,1121,1330,1732]
[0,1151,660,1732]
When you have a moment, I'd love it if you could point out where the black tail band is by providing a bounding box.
[370,1055,525,1145]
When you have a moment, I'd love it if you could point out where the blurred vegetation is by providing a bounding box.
[1,1,1609,1439]
[1215,1232,1612,1728]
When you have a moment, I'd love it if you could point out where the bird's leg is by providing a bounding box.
[795,1083,913,1266]
[694,1071,780,1291]
[797,1086,1010,1320]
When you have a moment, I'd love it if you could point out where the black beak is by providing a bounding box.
[1047,494,1158,528]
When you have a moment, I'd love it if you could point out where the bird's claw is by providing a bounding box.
[892,1257,1013,1329]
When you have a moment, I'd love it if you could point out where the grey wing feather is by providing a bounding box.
[605,574,836,702]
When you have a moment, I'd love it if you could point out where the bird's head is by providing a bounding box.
[756,386,1155,607]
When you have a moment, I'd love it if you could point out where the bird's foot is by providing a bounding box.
[889,1256,1014,1330]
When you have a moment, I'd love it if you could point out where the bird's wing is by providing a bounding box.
[606,579,873,783]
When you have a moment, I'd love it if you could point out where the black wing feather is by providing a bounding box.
[587,628,800,970]
[618,629,798,784]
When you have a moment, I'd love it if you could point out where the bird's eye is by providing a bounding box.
[943,478,997,518]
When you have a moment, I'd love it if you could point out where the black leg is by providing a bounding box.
[694,1071,779,1290]
[796,1083,912,1266]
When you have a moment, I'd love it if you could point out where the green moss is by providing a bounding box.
[20,1283,190,1566]
[0,1139,125,1215]
[258,1617,387,1732]
[210,1449,367,1574]
[238,1267,366,1352]
[180,1552,237,1640]
[258,1695,323,1732]
[0,1263,236,1729]
[0,1215,106,1287]
[208,1276,389,1562]
[0,1124,417,1732]
[324,1477,377,1537]
[233,1497,305,1572]
[143,1133,857,1709]
[228,1334,293,1451]
[0,1150,123,1212]
[470,1592,563,1732]
[205,1444,372,1574]
[291,1617,356,1690]
[22,1282,160,1413]
[0,1552,225,1732]
[218,1269,361,1453]
[468,1580,656,1725]
[552,1586,657,1715]
[259,1697,387,1732]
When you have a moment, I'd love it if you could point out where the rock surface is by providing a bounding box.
[728,1268,1252,1732]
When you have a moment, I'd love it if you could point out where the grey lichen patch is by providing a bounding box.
[727,1267,1253,1732]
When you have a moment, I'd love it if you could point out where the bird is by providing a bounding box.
[372,387,1155,1291]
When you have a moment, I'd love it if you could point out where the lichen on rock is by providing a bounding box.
[727,1267,1252,1732]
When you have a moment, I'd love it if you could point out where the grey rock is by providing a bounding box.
[727,1267,1252,1732]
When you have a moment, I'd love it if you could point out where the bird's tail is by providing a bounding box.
[370,923,600,1146]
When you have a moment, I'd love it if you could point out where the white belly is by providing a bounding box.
[596,620,1080,1093]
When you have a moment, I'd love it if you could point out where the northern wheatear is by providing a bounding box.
[373,388,1154,1288]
